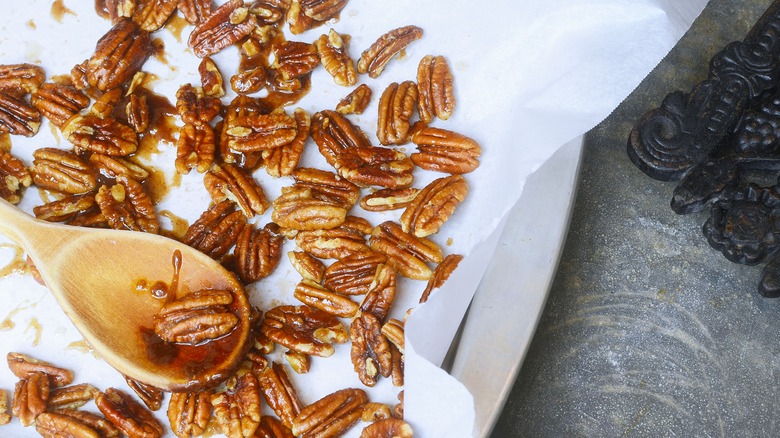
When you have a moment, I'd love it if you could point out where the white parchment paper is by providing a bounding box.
[0,0,707,436]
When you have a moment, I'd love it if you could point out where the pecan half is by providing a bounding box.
[400,174,468,237]
[310,110,371,168]
[204,163,270,217]
[231,37,269,96]
[291,388,368,437]
[381,318,404,353]
[256,416,295,438]
[55,409,122,438]
[176,123,215,174]
[350,313,392,387]
[323,251,387,295]
[168,391,213,438]
[360,187,419,212]
[154,289,239,345]
[90,153,150,181]
[315,29,357,87]
[178,0,213,24]
[288,250,326,282]
[96,387,165,438]
[224,110,298,153]
[0,63,45,94]
[63,114,139,156]
[273,40,319,81]
[104,0,136,23]
[12,372,50,426]
[420,253,463,303]
[31,82,90,128]
[295,223,371,260]
[285,0,314,35]
[0,92,41,137]
[176,83,222,125]
[335,146,414,189]
[294,279,359,318]
[234,222,284,283]
[211,372,262,438]
[337,84,371,115]
[199,56,225,97]
[262,107,310,177]
[95,175,160,234]
[47,383,99,410]
[255,361,302,429]
[360,418,413,438]
[292,167,360,209]
[284,350,311,374]
[0,150,31,204]
[30,148,98,195]
[183,200,246,259]
[249,0,290,25]
[87,19,152,91]
[359,263,396,322]
[417,55,455,123]
[188,0,258,58]
[369,221,442,280]
[35,412,101,438]
[125,92,150,132]
[124,376,164,411]
[34,194,99,223]
[132,0,178,31]
[376,81,417,146]
[260,305,347,357]
[361,402,392,423]
[7,352,74,387]
[89,87,123,119]
[411,126,481,174]
[357,25,423,79]
[0,390,9,425]
[271,186,348,231]
[301,0,347,21]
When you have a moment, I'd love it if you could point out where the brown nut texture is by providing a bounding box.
[234,222,284,283]
[301,0,347,21]
[0,389,10,425]
[311,110,371,168]
[255,361,303,429]
[262,107,310,178]
[0,150,31,204]
[87,19,152,91]
[90,153,150,181]
[176,123,215,174]
[291,387,368,437]
[359,263,396,322]
[323,251,387,296]
[350,312,393,387]
[204,162,270,217]
[198,56,225,97]
[30,148,98,195]
[255,415,295,438]
[12,371,50,427]
[292,167,360,209]
[126,93,150,133]
[47,383,99,411]
[261,305,348,357]
[381,318,405,353]
[96,387,165,438]
[188,0,258,58]
[154,289,239,345]
[272,186,348,232]
[337,84,371,115]
[95,176,160,234]
[400,174,468,237]
[417,54,455,123]
[360,418,414,438]
[369,221,442,280]
[176,83,222,126]
[420,253,464,303]
[360,187,419,212]
[377,81,417,146]
[167,391,213,438]
[273,40,319,81]
[0,92,41,137]
[33,194,100,224]
[124,376,164,411]
[335,145,415,189]
[132,0,178,32]
[63,114,139,156]
[55,408,122,438]
[224,111,298,153]
[295,223,371,260]
[183,200,247,259]
[411,126,481,174]
[0,63,45,94]
[7,352,74,387]
[178,0,213,24]
[294,279,359,318]
[288,250,326,282]
[357,25,423,78]
[35,412,102,438]
[315,29,357,87]
[211,372,262,438]
[31,82,90,128]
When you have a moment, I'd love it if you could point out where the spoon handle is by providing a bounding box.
[0,197,78,261]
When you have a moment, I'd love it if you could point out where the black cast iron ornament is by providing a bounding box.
[628,0,780,297]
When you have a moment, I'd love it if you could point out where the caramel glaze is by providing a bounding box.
[51,0,76,23]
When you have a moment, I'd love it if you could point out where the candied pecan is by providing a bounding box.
[250,0,290,25]
[125,376,164,411]
[411,126,481,174]
[323,251,386,295]
[260,305,347,357]
[417,54,455,123]
[291,388,368,437]
[126,93,150,132]
[204,163,269,217]
[400,174,467,237]
[47,383,99,410]
[233,222,284,283]
[0,63,45,94]
[294,279,359,318]
[96,176,160,233]
[90,153,150,181]
[335,145,414,189]
[312,29,356,87]
[262,107,309,177]
[7,352,74,387]
[104,0,136,22]
[420,253,463,303]
[255,361,302,428]
[360,418,413,438]
[292,167,359,209]
[178,0,213,24]
[31,82,90,127]
[132,0,178,31]
[288,250,326,282]
[369,221,442,280]
[361,402,392,423]
[285,0,314,35]
[96,387,165,438]
[183,200,246,259]
[360,187,419,212]
[12,371,50,426]
[310,110,371,167]
[90,87,123,119]
[283,350,311,374]
[224,110,298,153]
[219,96,266,161]
[0,150,31,204]
[154,289,239,344]
[359,263,396,322]
[35,412,101,438]
[199,56,225,97]
[87,19,151,91]
[168,391,212,438]
[70,60,90,91]
[271,186,348,231]
[188,0,258,58]
[300,0,346,21]
[376,81,417,146]
[176,83,221,125]
[211,372,262,438]
[63,114,138,156]
[176,123,215,174]
[0,389,9,425]
[389,342,403,387]
[230,37,268,96]
[273,40,319,82]
[295,225,371,260]
[0,92,41,137]
[350,313,392,387]
[256,415,295,438]
[357,26,423,79]
[56,409,122,438]
[30,148,98,195]
[381,318,404,353]
[337,84,371,115]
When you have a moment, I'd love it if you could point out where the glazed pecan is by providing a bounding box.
[291,388,368,437]
[360,187,419,212]
[310,110,371,167]
[377,81,417,146]
[70,60,90,91]
[357,25,423,79]
[260,305,348,357]
[176,83,221,125]
[33,194,97,224]
[63,114,138,156]
[271,186,348,231]
[417,54,455,123]
[301,0,347,21]
[0,389,9,425]
[335,146,414,189]
[0,92,41,137]
[360,418,413,438]
[198,56,225,97]
[176,123,215,174]
[30,82,90,127]
[323,251,387,295]
[90,153,150,181]
[420,253,463,303]
[55,409,122,438]
[234,222,284,283]
[178,0,213,24]
[96,176,160,234]
[295,223,371,260]
[47,383,99,410]
[273,40,319,81]
[204,163,270,217]
[369,221,442,280]
[381,318,404,353]
[219,96,265,163]
[411,126,481,174]
[231,37,268,96]
[12,372,49,426]
[288,250,326,282]
[167,391,212,438]
[283,350,311,374]
[311,29,356,88]
[224,110,298,153]
[90,87,123,119]
[400,174,468,237]
[7,352,74,387]
[262,107,310,177]
[126,93,150,132]
[0,63,45,94]
[350,313,392,387]
[285,0,314,35]
[249,0,290,25]
[255,415,295,438]
[255,361,302,428]
[211,372,262,438]
[87,19,151,91]
[183,200,246,259]
[132,0,178,31]
[188,0,258,58]
[104,0,136,22]
[292,167,360,209]
[154,289,239,344]
[96,387,165,438]
[361,402,392,423]
[359,263,396,322]
[35,412,101,438]
[389,342,403,387]
[294,279,359,318]
[337,84,371,115]
[30,148,98,195]
[124,376,164,411]
[0,150,31,204]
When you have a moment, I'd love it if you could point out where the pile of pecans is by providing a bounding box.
[0,0,482,436]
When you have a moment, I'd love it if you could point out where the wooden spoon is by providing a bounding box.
[0,198,253,392]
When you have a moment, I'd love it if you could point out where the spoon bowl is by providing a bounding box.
[0,198,253,391]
